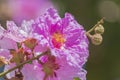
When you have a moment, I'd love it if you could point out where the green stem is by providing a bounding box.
[0,51,48,77]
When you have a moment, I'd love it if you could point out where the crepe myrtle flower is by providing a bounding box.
[0,19,49,80]
[0,20,34,43]
[0,19,45,52]
[0,21,40,61]
[32,8,89,80]
[0,21,41,79]
[33,8,89,68]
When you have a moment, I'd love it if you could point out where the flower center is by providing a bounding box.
[52,32,65,48]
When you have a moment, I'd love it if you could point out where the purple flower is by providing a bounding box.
[32,8,89,80]
[34,8,89,68]
[8,0,53,24]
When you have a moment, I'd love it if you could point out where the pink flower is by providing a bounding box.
[0,20,47,80]
[8,0,53,24]
[33,8,89,68]
[32,8,89,80]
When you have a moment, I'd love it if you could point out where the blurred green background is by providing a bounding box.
[0,0,120,80]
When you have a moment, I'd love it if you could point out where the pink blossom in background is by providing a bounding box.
[8,0,53,24]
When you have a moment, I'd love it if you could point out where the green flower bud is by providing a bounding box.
[91,34,103,45]
[95,24,104,34]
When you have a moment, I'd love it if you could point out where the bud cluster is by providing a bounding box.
[86,19,105,45]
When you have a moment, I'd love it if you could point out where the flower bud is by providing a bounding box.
[95,24,104,34]
[91,34,103,45]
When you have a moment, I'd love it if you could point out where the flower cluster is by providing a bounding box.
[0,8,89,80]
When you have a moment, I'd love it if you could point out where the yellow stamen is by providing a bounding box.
[52,32,65,44]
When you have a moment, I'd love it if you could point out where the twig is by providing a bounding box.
[0,51,48,77]
[86,18,104,33]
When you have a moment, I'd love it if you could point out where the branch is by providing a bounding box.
[86,18,104,33]
[0,51,48,77]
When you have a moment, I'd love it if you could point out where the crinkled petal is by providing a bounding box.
[6,20,35,42]
[55,57,87,80]
[22,64,44,80]
[6,21,24,42]
[0,25,6,38]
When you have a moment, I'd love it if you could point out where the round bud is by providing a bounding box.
[91,34,103,45]
[95,24,104,34]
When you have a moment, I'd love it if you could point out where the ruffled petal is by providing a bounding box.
[55,57,87,80]
[22,64,44,80]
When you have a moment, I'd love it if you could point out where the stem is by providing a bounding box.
[0,51,48,77]
[86,18,104,33]
[86,32,92,39]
